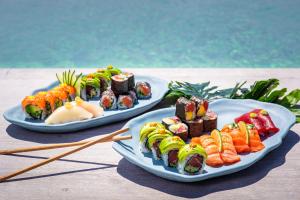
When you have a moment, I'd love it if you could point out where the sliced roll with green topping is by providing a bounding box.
[147,129,173,160]
[139,122,165,153]
[159,136,185,167]
[80,75,101,100]
[177,143,207,175]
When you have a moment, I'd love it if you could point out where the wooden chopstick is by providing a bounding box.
[0,135,132,155]
[0,127,129,182]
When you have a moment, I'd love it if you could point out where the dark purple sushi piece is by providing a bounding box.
[168,122,189,141]
[175,97,196,121]
[128,90,138,104]
[123,72,135,90]
[203,110,218,132]
[135,82,151,99]
[99,90,117,110]
[111,74,129,96]
[162,116,181,128]
[190,96,209,118]
[117,95,134,109]
[184,118,204,138]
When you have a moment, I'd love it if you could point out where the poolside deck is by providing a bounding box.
[0,68,299,200]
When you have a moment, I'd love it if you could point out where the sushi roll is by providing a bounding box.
[162,116,181,128]
[117,95,134,110]
[53,84,76,102]
[100,90,117,110]
[203,110,218,132]
[106,65,122,76]
[190,96,209,118]
[44,91,64,115]
[21,95,47,120]
[94,71,111,93]
[159,136,185,167]
[135,82,151,99]
[175,97,196,121]
[111,74,129,96]
[184,118,204,138]
[123,72,135,90]
[139,122,165,153]
[147,128,173,160]
[177,143,207,175]
[128,90,138,104]
[80,74,101,100]
[168,122,189,141]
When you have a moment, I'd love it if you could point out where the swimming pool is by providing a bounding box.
[0,0,299,68]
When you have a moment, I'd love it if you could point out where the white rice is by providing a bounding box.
[177,154,206,175]
[139,139,150,153]
[151,147,160,160]
[161,153,169,166]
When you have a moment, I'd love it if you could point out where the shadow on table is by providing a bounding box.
[117,130,299,198]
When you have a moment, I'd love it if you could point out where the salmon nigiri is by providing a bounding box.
[191,135,224,167]
[222,122,250,153]
[211,129,240,165]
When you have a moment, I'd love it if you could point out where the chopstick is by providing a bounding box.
[0,127,130,182]
[0,135,132,155]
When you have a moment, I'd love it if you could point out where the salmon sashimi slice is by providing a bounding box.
[248,125,265,152]
[222,123,250,153]
[191,135,224,167]
[211,130,240,165]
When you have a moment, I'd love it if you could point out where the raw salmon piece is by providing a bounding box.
[248,126,265,152]
[222,124,250,153]
[218,132,240,164]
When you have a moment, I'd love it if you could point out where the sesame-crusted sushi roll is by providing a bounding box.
[139,122,165,153]
[175,97,196,121]
[159,136,185,167]
[147,129,173,160]
[111,74,129,96]
[117,95,134,110]
[177,143,207,175]
[21,95,47,120]
[190,96,209,118]
[168,122,189,141]
[99,90,117,110]
[135,82,151,99]
[80,75,101,100]
[162,116,181,129]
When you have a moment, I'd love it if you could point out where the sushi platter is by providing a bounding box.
[112,99,295,182]
[3,66,168,133]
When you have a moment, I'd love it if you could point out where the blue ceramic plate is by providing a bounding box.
[3,75,168,133]
[112,99,296,182]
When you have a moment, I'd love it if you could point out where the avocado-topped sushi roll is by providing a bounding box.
[117,95,134,109]
[106,65,122,76]
[147,129,173,160]
[162,116,181,128]
[111,74,129,96]
[139,122,165,153]
[21,95,47,120]
[168,122,189,141]
[123,72,135,90]
[185,118,204,138]
[135,82,151,99]
[203,110,218,132]
[128,90,138,104]
[94,71,111,93]
[175,97,196,121]
[80,75,101,100]
[177,143,207,175]
[100,90,117,110]
[159,136,185,167]
[190,96,209,117]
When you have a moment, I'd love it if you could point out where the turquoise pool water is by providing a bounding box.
[0,0,299,68]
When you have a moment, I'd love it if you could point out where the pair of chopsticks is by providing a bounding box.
[0,128,131,182]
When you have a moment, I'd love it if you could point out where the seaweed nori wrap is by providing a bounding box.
[184,118,204,138]
[139,122,165,153]
[175,97,196,121]
[177,143,207,175]
[99,90,117,110]
[190,96,209,118]
[123,72,135,90]
[159,136,185,167]
[135,82,151,99]
[80,75,101,100]
[117,95,134,109]
[168,122,189,141]
[111,74,129,96]
[147,128,173,160]
[203,110,218,132]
